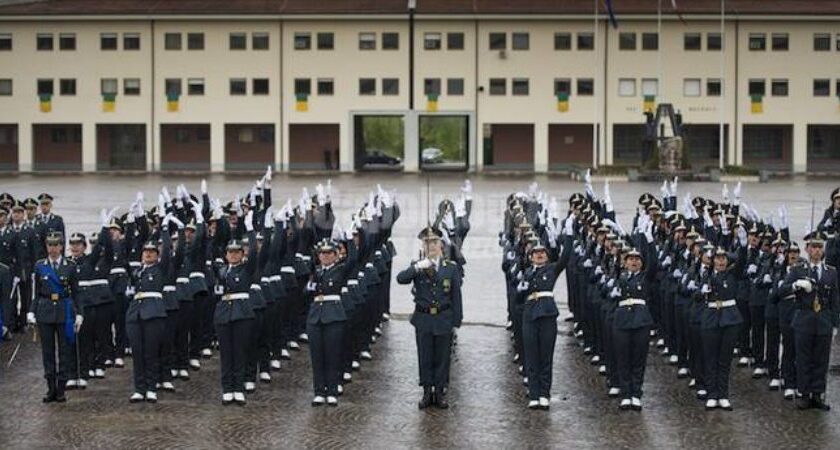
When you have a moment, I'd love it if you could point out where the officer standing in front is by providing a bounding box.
[397,226,463,410]
[27,232,81,403]
[781,231,839,411]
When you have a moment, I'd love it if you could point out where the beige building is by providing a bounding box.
[0,0,838,173]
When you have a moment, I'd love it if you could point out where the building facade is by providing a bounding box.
[0,0,838,173]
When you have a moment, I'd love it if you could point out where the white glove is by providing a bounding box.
[201,179,207,195]
[264,207,274,229]
[720,215,730,235]
[687,280,697,291]
[703,209,713,228]
[264,165,272,188]
[594,266,603,276]
[190,200,204,224]
[100,208,110,227]
[644,221,654,243]
[660,180,669,198]
[462,179,472,198]
[722,184,729,204]
[157,194,166,218]
[606,279,615,289]
[737,226,747,246]
[315,184,326,206]
[506,251,516,261]
[670,177,678,197]
[162,186,171,204]
[683,249,690,260]
[778,205,788,229]
[762,274,772,284]
[249,187,258,208]
[662,256,672,267]
[747,264,758,275]
[776,253,785,265]
[27,312,36,325]
[563,215,575,236]
[244,211,254,232]
[673,268,683,279]
[794,279,813,293]
[701,284,712,294]
[609,287,621,298]
[583,259,593,268]
[415,258,433,270]
[74,315,84,333]
[733,181,742,205]
[306,281,317,292]
[517,280,529,292]
[169,215,185,230]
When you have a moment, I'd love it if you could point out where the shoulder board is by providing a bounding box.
[36,258,48,265]
[0,262,8,270]
[827,264,836,270]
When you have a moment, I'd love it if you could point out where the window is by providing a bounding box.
[642,32,658,50]
[252,78,269,95]
[836,81,840,99]
[316,32,333,50]
[836,34,840,51]
[512,32,529,50]
[0,79,11,96]
[771,79,788,96]
[36,33,53,50]
[684,33,701,50]
[707,78,722,96]
[813,79,830,96]
[489,78,506,95]
[447,78,464,96]
[512,78,529,95]
[683,78,701,97]
[749,33,766,51]
[814,33,831,51]
[382,32,399,50]
[230,32,247,50]
[187,33,204,50]
[577,32,594,50]
[489,32,506,50]
[554,32,571,50]
[317,78,334,95]
[59,33,75,50]
[101,33,118,50]
[294,78,311,95]
[619,32,636,50]
[359,78,376,95]
[359,32,376,50]
[187,78,204,95]
[619,78,636,97]
[37,79,53,95]
[424,32,442,50]
[164,78,181,96]
[577,78,594,96]
[124,33,140,50]
[772,33,789,51]
[748,79,765,96]
[124,78,140,95]
[59,78,76,95]
[382,78,399,95]
[707,32,722,50]
[554,78,571,96]
[230,78,247,95]
[294,32,311,50]
[252,32,269,50]
[101,78,118,95]
[164,33,181,50]
[424,78,441,96]
[447,32,464,50]
[0,33,11,51]
[641,78,658,97]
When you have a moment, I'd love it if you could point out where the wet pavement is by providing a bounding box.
[0,174,839,449]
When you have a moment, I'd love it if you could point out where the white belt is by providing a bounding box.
[269,275,282,282]
[707,299,737,308]
[260,277,270,283]
[302,255,311,261]
[294,253,303,258]
[135,292,163,300]
[110,267,127,275]
[341,287,349,294]
[189,272,205,278]
[527,291,554,301]
[281,266,296,274]
[365,263,374,268]
[314,294,341,302]
[163,286,177,292]
[79,279,109,287]
[347,279,359,286]
[782,294,795,301]
[619,298,646,307]
[223,292,250,301]
[129,261,142,268]
[214,258,224,264]
[250,284,262,290]
[176,277,190,284]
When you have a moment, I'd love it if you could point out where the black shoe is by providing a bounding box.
[54,392,67,403]
[42,389,56,403]
[435,390,449,409]
[796,396,812,410]
[418,387,433,410]
[811,394,831,411]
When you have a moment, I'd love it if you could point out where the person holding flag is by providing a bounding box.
[27,231,81,403]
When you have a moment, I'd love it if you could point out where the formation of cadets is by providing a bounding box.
[502,175,840,412]
[7,169,406,407]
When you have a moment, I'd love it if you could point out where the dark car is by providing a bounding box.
[364,150,402,166]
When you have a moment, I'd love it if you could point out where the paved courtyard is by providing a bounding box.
[0,174,839,449]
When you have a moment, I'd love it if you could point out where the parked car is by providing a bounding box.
[422,147,444,164]
[364,150,402,166]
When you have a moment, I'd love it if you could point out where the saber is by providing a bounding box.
[7,342,20,368]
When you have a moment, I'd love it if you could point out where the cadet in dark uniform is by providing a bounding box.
[781,232,839,410]
[10,200,37,332]
[216,211,258,405]
[126,209,176,403]
[305,236,357,406]
[27,232,80,403]
[397,226,463,410]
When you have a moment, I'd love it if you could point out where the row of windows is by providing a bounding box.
[163,32,270,51]
[748,78,840,97]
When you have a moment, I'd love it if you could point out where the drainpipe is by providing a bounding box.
[408,0,416,110]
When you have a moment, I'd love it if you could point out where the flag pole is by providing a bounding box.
[592,0,599,169]
[719,0,725,170]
